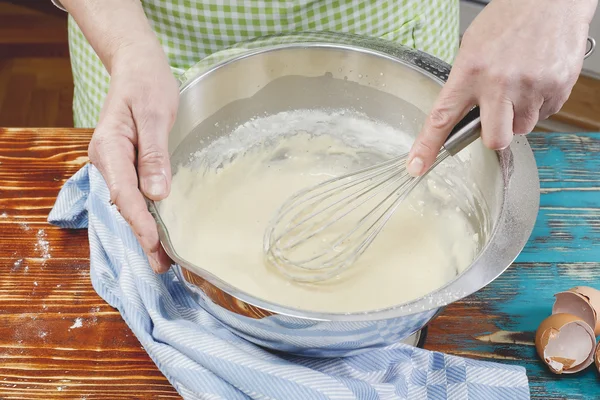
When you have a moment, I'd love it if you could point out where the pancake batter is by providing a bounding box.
[159,111,483,313]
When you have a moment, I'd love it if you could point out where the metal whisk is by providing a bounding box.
[264,107,482,283]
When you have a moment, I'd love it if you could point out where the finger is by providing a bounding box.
[155,246,173,274]
[479,96,514,150]
[513,103,541,135]
[407,74,475,176]
[512,91,544,135]
[134,101,177,202]
[89,126,167,273]
[539,92,569,121]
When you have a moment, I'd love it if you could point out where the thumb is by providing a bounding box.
[407,73,474,177]
[136,109,175,201]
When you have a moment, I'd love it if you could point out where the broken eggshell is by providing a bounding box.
[553,286,600,335]
[596,340,600,374]
[570,286,600,335]
[535,313,596,374]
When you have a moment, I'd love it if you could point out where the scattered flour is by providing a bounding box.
[89,307,100,324]
[35,229,51,260]
[12,259,23,271]
[69,318,83,329]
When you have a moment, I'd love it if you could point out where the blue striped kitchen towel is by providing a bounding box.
[48,164,530,400]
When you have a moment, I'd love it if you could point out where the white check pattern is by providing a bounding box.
[48,164,531,400]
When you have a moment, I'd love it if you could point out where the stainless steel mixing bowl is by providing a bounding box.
[147,32,540,357]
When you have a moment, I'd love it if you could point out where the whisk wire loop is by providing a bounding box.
[264,106,482,283]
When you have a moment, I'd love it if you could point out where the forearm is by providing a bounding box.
[60,0,161,74]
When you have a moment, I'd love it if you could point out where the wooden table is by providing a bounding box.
[1,128,599,399]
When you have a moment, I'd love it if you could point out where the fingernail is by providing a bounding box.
[144,174,167,198]
[407,157,425,177]
[156,246,173,274]
[148,255,160,273]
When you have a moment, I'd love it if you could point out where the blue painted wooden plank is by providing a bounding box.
[507,134,600,398]
[471,262,600,399]
[426,133,600,399]
[517,133,600,264]
[518,208,600,262]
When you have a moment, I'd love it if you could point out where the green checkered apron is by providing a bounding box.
[67,0,459,128]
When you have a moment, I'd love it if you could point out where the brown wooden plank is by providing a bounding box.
[0,0,67,17]
[10,58,73,89]
[0,72,35,127]
[0,8,67,46]
[0,59,10,117]
[0,14,66,31]
[0,2,40,16]
[27,89,60,127]
[56,86,74,127]
[0,58,74,127]
[0,127,182,399]
[0,26,67,46]
[0,2,72,127]
[552,74,600,131]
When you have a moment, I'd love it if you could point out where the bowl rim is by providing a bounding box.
[148,34,540,322]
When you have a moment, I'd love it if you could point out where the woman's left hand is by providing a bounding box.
[407,0,597,176]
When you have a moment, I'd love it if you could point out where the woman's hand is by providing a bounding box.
[61,0,179,272]
[407,0,598,176]
[88,43,179,273]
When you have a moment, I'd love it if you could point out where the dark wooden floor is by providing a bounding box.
[0,1,73,127]
[0,0,599,131]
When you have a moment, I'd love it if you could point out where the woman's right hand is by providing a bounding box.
[59,0,180,272]
[88,42,180,273]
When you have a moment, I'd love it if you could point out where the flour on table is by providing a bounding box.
[12,259,23,271]
[69,318,83,329]
[35,229,51,261]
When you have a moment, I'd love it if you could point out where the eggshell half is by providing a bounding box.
[595,340,600,374]
[535,313,596,374]
[552,291,597,334]
[569,286,600,335]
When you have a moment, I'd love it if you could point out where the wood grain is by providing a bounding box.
[0,128,180,399]
[2,131,600,397]
[552,74,600,132]
[3,127,600,399]
[0,1,73,128]
[425,134,600,400]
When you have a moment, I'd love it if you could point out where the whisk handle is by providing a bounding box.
[442,106,482,156]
